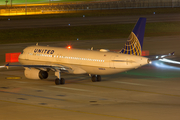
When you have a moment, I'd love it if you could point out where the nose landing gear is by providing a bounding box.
[55,71,65,85]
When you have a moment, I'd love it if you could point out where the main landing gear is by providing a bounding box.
[55,71,65,85]
[54,72,101,85]
[91,75,101,82]
[55,78,65,85]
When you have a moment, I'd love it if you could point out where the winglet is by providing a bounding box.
[170,52,175,56]
[120,17,146,56]
[4,63,9,69]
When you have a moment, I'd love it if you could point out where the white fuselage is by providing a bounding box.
[19,45,149,75]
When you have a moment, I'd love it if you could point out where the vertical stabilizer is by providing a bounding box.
[120,17,146,56]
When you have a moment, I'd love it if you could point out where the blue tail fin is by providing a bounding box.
[119,17,146,56]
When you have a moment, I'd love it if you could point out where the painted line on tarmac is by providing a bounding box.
[0,90,65,101]
[0,99,138,120]
[114,81,150,86]
[80,83,180,97]
[14,81,28,84]
[52,86,90,92]
[6,77,22,80]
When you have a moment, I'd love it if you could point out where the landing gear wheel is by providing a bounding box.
[55,78,65,85]
[91,75,97,82]
[60,78,65,84]
[55,78,60,85]
[97,75,101,82]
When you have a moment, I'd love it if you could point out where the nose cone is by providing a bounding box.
[18,54,22,59]
[18,53,24,60]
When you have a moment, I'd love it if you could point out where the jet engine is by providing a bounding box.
[24,68,48,79]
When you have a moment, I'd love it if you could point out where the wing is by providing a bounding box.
[5,61,87,74]
[5,63,71,72]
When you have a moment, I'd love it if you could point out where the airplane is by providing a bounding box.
[5,17,151,85]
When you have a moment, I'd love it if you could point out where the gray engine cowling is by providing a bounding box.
[24,68,48,79]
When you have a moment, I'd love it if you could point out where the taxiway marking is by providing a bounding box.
[51,86,90,92]
[80,83,180,97]
[6,77,22,80]
[0,90,65,101]
[114,81,149,86]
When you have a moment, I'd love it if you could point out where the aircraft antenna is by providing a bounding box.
[91,47,93,50]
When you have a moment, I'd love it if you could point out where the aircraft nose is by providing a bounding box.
[18,54,23,59]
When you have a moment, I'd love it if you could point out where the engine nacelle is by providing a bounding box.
[24,68,48,79]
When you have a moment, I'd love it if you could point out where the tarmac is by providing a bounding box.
[1,59,180,120]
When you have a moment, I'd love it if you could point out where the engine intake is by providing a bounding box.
[24,68,48,79]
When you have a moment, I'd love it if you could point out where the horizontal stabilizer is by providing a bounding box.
[147,52,175,60]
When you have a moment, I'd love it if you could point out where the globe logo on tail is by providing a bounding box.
[119,17,146,56]
[120,32,142,56]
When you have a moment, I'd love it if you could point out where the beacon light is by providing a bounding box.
[66,45,72,49]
